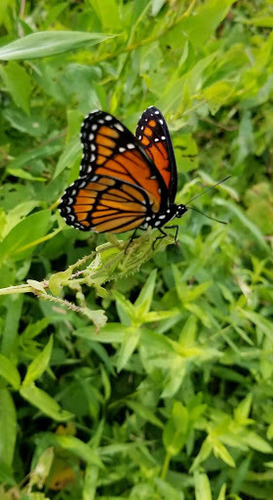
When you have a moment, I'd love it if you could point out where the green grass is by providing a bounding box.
[0,0,273,498]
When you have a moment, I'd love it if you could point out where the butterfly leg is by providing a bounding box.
[153,225,179,249]
[152,227,168,249]
[124,228,139,254]
[164,224,179,242]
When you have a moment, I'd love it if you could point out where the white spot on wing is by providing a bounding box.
[115,123,124,132]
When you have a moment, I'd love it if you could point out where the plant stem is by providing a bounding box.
[0,284,34,295]
[161,451,171,480]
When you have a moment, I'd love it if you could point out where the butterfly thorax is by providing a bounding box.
[144,203,187,230]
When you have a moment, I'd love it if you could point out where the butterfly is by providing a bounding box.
[59,106,187,242]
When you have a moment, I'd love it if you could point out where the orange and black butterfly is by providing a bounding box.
[59,106,187,239]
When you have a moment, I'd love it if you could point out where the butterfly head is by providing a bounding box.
[175,204,188,219]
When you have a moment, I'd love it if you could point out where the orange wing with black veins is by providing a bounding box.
[59,110,168,233]
[135,106,177,203]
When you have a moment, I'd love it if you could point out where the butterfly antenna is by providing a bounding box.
[185,175,231,206]
[186,205,227,224]
[184,175,231,225]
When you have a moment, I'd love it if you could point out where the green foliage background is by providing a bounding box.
[0,0,273,498]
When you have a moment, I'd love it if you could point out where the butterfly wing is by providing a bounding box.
[59,175,152,232]
[59,110,169,233]
[135,106,177,203]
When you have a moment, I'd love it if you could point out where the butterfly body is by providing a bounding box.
[59,106,187,236]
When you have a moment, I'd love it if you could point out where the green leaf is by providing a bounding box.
[217,484,227,500]
[20,383,73,421]
[0,353,20,389]
[5,167,46,182]
[81,307,107,331]
[75,323,127,343]
[0,31,116,60]
[213,438,236,467]
[21,318,50,341]
[0,210,51,263]
[154,478,184,500]
[215,199,269,253]
[48,269,72,296]
[242,432,272,453]
[0,61,32,114]
[190,437,213,472]
[173,134,199,173]
[113,290,135,325]
[234,394,252,423]
[125,400,163,428]
[55,435,104,468]
[53,136,81,179]
[141,310,179,323]
[134,269,157,317]
[179,315,197,347]
[0,389,17,466]
[163,402,189,455]
[1,295,23,358]
[116,327,140,372]
[178,0,236,48]
[243,16,273,28]
[200,81,235,115]
[194,471,212,500]
[151,0,166,17]
[28,448,54,491]
[187,281,212,302]
[2,201,41,238]
[238,308,273,339]
[3,107,48,137]
[89,0,122,31]
[23,336,53,386]
[7,136,62,170]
